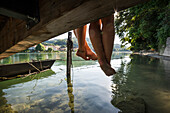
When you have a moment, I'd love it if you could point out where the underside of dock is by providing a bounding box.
[0,0,149,60]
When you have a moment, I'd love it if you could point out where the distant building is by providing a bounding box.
[44,45,60,51]
[59,46,66,51]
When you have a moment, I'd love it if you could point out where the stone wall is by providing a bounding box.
[160,37,170,57]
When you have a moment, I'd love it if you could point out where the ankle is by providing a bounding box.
[98,59,107,66]
[77,48,86,52]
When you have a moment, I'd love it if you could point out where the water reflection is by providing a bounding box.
[0,52,130,65]
[111,60,131,105]
[0,52,67,64]
[0,70,55,112]
[111,54,170,113]
[1,52,170,113]
[67,74,74,113]
[0,52,127,113]
[0,94,15,113]
[161,60,170,79]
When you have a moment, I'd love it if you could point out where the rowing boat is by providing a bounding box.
[0,59,55,77]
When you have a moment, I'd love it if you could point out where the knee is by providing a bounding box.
[89,22,101,38]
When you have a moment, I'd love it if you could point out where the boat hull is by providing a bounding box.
[0,60,55,77]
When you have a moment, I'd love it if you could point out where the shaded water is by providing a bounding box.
[0,52,170,113]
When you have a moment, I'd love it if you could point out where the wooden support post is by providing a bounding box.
[66,32,74,112]
[66,32,73,77]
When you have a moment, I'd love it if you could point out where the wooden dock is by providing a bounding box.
[0,0,149,60]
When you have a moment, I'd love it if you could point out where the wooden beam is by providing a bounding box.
[116,0,149,11]
[0,0,149,60]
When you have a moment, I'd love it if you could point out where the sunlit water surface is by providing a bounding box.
[0,52,170,113]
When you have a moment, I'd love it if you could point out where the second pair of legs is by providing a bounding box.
[89,15,116,76]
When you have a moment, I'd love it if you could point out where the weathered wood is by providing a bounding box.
[116,0,148,11]
[0,59,55,77]
[0,0,149,60]
[67,32,72,76]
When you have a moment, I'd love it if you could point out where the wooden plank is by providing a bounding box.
[67,32,72,76]
[0,0,149,60]
[116,0,149,11]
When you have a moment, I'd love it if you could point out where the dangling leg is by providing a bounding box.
[74,25,97,60]
[101,15,115,64]
[74,25,89,60]
[89,20,116,76]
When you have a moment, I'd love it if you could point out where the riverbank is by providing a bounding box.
[133,52,170,61]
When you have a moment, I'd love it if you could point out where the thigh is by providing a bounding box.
[101,15,114,25]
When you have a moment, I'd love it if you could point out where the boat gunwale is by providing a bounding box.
[0,59,56,66]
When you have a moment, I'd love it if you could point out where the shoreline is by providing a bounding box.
[133,52,170,61]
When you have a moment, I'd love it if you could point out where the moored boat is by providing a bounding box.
[0,59,55,77]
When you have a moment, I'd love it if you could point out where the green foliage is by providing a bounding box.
[54,39,66,45]
[44,37,79,48]
[115,0,170,51]
[42,42,54,46]
[60,45,66,48]
[35,43,45,52]
[47,47,53,52]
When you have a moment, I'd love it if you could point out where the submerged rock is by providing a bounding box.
[115,98,146,113]
[0,104,17,113]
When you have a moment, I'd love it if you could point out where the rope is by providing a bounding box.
[27,62,41,72]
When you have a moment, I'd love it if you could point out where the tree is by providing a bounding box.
[47,47,53,52]
[22,48,30,53]
[35,43,45,52]
[115,0,170,51]
[54,39,66,45]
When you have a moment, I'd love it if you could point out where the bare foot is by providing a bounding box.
[99,61,116,76]
[76,49,90,60]
[86,48,98,60]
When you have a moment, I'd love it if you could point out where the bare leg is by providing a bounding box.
[85,42,97,60]
[73,25,97,60]
[89,21,116,76]
[74,25,86,52]
[101,15,115,64]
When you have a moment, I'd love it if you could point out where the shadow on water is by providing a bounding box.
[110,54,170,113]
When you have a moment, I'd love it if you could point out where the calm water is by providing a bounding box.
[0,52,170,113]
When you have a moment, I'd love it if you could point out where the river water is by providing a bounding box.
[0,52,170,113]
